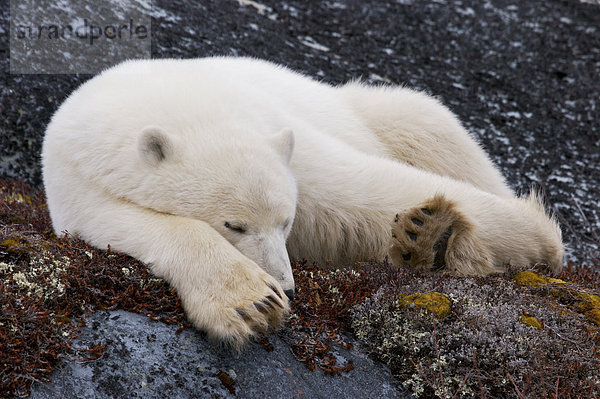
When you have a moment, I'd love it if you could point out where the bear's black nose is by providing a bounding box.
[284,289,295,301]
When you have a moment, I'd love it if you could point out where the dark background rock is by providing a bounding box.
[1,0,599,397]
[1,0,598,264]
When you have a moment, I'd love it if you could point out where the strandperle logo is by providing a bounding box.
[10,0,151,74]
[14,18,149,46]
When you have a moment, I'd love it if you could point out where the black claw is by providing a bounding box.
[411,217,424,227]
[268,283,283,299]
[403,253,412,261]
[266,295,283,308]
[407,231,418,241]
[432,226,452,272]
[421,208,432,216]
[261,298,276,310]
[431,263,446,272]
[236,308,252,321]
[254,302,269,314]
[284,289,295,300]
[394,213,399,223]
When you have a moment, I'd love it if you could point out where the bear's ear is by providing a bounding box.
[267,128,294,164]
[137,126,176,166]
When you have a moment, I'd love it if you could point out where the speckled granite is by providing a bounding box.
[1,0,599,397]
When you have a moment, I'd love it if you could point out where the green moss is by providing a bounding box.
[353,271,600,398]
[398,292,451,319]
[584,309,600,327]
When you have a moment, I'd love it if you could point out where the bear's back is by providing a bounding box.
[46,58,386,160]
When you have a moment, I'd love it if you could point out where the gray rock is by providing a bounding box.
[30,310,402,399]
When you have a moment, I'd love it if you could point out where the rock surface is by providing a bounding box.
[1,0,599,397]
[30,310,400,399]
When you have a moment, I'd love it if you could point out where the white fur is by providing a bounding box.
[42,57,563,345]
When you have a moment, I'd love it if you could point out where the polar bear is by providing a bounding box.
[42,57,563,346]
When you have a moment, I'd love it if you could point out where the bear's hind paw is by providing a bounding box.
[390,194,495,275]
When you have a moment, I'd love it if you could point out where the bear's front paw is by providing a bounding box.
[390,194,496,276]
[181,261,289,349]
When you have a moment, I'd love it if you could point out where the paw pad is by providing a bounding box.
[390,196,462,272]
[411,217,424,227]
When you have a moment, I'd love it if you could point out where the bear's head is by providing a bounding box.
[136,125,298,297]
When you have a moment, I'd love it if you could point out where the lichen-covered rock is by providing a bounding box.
[351,270,600,398]
[513,270,600,327]
[29,310,399,399]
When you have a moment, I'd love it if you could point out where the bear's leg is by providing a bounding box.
[390,195,498,276]
[56,185,288,348]
[384,178,564,276]
[339,82,514,198]
[289,144,563,274]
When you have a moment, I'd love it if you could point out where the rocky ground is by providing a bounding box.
[31,310,398,399]
[1,0,599,398]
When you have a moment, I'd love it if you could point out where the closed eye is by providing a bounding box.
[224,221,246,233]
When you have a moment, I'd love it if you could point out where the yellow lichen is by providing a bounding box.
[3,192,32,204]
[513,271,566,287]
[575,293,600,326]
[519,314,542,329]
[0,236,41,255]
[0,238,26,250]
[513,271,600,327]
[1,236,52,255]
[584,309,600,326]
[398,292,451,318]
